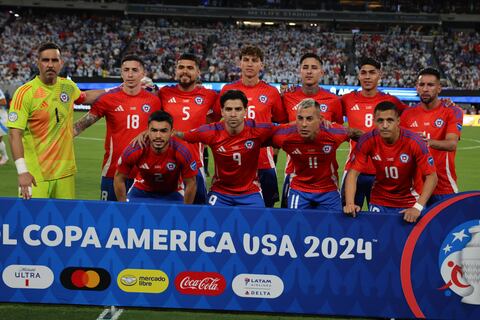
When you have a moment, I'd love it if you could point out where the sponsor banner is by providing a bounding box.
[463,115,480,127]
[0,194,479,319]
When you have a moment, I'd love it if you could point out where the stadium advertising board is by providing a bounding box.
[0,193,479,319]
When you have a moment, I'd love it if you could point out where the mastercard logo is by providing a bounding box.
[60,267,111,291]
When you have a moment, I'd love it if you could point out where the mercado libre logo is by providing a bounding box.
[117,269,169,293]
[60,267,111,291]
[438,220,480,305]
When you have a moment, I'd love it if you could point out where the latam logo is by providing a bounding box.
[2,265,54,289]
[175,271,226,296]
[60,267,110,291]
[232,273,284,299]
[117,269,169,293]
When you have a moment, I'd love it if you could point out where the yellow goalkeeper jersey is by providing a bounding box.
[7,76,81,181]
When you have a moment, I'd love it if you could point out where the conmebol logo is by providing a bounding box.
[175,271,226,296]
[2,265,54,289]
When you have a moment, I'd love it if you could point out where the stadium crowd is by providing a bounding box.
[434,31,480,90]
[0,10,478,91]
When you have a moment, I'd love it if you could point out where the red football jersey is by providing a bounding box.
[90,88,161,178]
[282,86,344,175]
[117,137,197,193]
[183,120,275,195]
[400,102,463,195]
[213,80,286,169]
[159,85,217,168]
[351,128,436,208]
[342,90,407,174]
[272,123,349,193]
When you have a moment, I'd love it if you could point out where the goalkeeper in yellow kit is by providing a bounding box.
[7,42,88,199]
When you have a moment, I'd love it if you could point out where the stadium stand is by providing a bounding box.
[434,31,480,90]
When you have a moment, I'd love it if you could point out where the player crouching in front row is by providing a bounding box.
[114,111,197,204]
[343,101,437,223]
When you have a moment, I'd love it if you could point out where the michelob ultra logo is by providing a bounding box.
[117,269,169,293]
[2,265,54,289]
[60,267,111,291]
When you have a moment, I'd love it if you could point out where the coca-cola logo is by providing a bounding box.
[175,271,226,296]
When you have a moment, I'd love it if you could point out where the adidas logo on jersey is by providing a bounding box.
[410,121,419,128]
[115,105,124,112]
[139,163,150,170]
[217,146,226,153]
[168,97,177,103]
[350,104,360,111]
[372,154,382,161]
[291,148,302,155]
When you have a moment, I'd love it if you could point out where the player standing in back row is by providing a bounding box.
[400,68,463,206]
[341,57,407,208]
[213,46,287,207]
[74,55,161,201]
[159,53,217,204]
[281,52,344,208]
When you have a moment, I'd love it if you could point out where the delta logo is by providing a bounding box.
[175,271,226,296]
[2,265,54,289]
[232,273,284,299]
[60,267,110,291]
[117,269,169,293]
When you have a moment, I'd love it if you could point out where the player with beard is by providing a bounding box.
[114,111,197,203]
[159,53,217,204]
[400,68,463,206]
[212,46,286,208]
[344,102,437,223]
[341,57,408,209]
[281,53,344,207]
[178,90,276,207]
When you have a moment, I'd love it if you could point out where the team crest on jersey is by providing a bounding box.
[8,112,18,122]
[166,162,176,171]
[322,145,332,154]
[245,140,254,149]
[434,118,445,128]
[320,104,328,112]
[428,156,434,166]
[400,153,410,163]
[258,95,268,104]
[142,104,151,113]
[190,161,197,171]
[195,96,203,105]
[59,92,69,103]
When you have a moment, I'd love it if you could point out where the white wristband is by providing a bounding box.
[15,158,28,174]
[413,202,424,212]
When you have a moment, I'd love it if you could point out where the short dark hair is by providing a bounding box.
[240,46,264,62]
[374,101,399,116]
[121,54,145,69]
[300,53,322,65]
[38,42,61,55]
[220,90,248,109]
[358,57,381,70]
[418,67,441,81]
[178,53,199,67]
[148,110,173,128]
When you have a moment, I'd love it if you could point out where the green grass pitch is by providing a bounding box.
[0,111,479,319]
